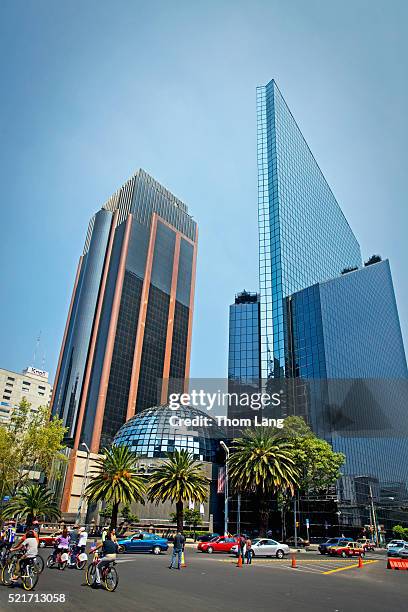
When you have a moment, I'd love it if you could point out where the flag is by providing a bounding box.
[199,503,205,515]
[217,466,225,493]
[188,500,195,510]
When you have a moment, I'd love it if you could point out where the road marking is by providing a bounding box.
[322,560,378,574]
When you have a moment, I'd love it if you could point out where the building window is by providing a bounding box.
[7,376,15,381]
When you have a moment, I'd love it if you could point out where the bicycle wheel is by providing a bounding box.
[1,561,14,586]
[76,559,86,570]
[104,566,118,592]
[85,563,96,586]
[46,555,55,569]
[22,566,38,591]
[34,556,44,574]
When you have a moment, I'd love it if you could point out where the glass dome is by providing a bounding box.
[113,405,223,463]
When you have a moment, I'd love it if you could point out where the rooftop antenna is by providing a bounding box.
[33,331,42,366]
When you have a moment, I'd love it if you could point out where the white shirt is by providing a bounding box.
[24,538,38,558]
[78,532,88,547]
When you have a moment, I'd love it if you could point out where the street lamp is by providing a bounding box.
[220,441,229,536]
[75,442,90,526]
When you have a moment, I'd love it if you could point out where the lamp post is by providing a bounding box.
[75,442,90,526]
[220,441,229,536]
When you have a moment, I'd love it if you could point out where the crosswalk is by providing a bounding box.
[219,557,380,575]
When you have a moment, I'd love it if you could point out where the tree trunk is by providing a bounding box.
[176,500,184,533]
[258,497,269,537]
[110,502,119,530]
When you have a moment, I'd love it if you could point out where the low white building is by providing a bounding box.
[0,366,53,424]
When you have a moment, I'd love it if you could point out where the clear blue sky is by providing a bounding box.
[0,0,407,381]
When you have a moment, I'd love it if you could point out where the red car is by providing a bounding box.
[328,542,365,558]
[38,532,59,548]
[197,536,239,554]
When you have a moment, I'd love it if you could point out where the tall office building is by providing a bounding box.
[228,291,261,383]
[257,80,361,378]
[52,169,197,455]
[256,79,408,530]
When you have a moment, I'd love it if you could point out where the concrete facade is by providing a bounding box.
[0,365,53,424]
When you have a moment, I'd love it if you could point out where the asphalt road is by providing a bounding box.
[0,548,405,612]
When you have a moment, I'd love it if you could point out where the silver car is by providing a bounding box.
[231,538,290,559]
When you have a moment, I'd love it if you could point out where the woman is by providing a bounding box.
[55,528,70,567]
[245,537,252,564]
[92,529,117,588]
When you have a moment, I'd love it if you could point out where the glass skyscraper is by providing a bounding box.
[256,78,408,530]
[228,291,261,383]
[51,169,197,457]
[257,80,361,378]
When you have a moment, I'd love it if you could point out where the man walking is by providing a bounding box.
[169,531,185,570]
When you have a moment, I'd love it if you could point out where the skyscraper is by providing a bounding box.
[52,169,197,453]
[228,291,261,383]
[257,80,361,378]
[256,79,408,530]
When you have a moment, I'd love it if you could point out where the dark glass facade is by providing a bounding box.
[284,261,408,527]
[52,169,197,453]
[228,291,261,382]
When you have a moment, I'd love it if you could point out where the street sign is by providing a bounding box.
[2,496,10,502]
[305,518,309,527]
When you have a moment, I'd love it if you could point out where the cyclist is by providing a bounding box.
[92,528,117,588]
[53,528,70,564]
[77,527,88,553]
[10,529,38,580]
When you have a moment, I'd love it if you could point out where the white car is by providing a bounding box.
[231,538,290,559]
[386,540,406,550]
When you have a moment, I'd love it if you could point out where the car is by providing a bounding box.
[196,533,220,543]
[318,537,353,555]
[117,532,169,554]
[356,538,375,551]
[328,541,366,558]
[285,537,309,548]
[231,538,290,559]
[38,532,59,548]
[197,536,239,554]
[387,542,408,558]
[386,539,406,550]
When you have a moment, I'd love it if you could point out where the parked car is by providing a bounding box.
[38,532,59,548]
[386,539,406,550]
[356,538,375,551]
[197,536,239,554]
[117,532,168,554]
[387,542,408,558]
[328,542,365,558]
[318,538,353,555]
[285,537,309,548]
[231,538,290,559]
[196,533,220,543]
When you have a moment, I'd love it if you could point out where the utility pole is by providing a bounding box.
[237,493,241,536]
[369,484,379,546]
[293,496,298,548]
[220,441,229,536]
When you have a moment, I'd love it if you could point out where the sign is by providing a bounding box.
[305,518,310,528]
[217,467,225,493]
[24,366,49,379]
[3,496,10,502]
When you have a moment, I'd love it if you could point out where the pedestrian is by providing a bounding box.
[246,537,252,564]
[239,534,246,561]
[169,531,185,570]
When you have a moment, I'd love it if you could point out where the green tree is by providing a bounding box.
[85,446,146,529]
[148,450,210,532]
[121,504,139,524]
[0,399,67,506]
[279,416,345,491]
[392,525,408,540]
[228,428,299,535]
[184,508,202,539]
[3,484,60,525]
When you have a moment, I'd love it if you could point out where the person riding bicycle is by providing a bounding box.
[92,528,117,588]
[10,529,38,580]
[77,527,88,554]
[53,528,70,562]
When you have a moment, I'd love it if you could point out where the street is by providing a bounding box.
[0,548,406,612]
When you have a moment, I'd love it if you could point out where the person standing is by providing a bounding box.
[239,534,246,561]
[169,531,185,570]
[245,537,252,564]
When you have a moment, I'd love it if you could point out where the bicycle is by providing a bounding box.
[68,545,88,570]
[1,553,38,591]
[85,550,118,592]
[46,548,69,570]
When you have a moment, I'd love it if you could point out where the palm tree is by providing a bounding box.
[147,449,210,532]
[3,484,60,525]
[228,428,299,535]
[85,446,146,529]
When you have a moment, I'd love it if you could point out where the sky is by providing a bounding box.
[0,0,407,382]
